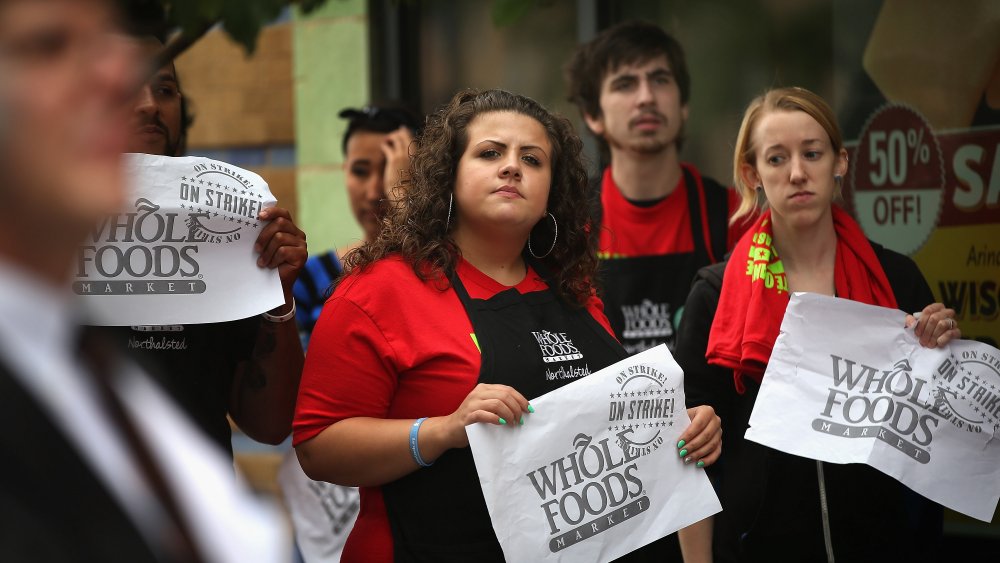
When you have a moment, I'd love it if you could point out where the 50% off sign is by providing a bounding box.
[853,104,946,255]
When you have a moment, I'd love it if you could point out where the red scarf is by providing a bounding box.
[706,206,897,393]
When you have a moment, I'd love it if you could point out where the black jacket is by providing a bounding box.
[0,361,163,562]
[675,241,942,563]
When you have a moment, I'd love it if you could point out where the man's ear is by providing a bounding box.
[582,112,605,138]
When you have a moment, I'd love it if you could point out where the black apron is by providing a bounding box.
[381,260,630,562]
[599,167,724,355]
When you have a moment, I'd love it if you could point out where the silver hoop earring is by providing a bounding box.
[445,192,453,231]
[528,212,558,259]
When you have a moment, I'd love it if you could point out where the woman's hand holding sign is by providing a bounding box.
[906,303,961,349]
[676,405,722,468]
[444,383,533,448]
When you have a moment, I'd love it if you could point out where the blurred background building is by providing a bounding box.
[173,0,999,555]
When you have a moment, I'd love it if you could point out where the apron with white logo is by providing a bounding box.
[599,167,720,355]
[381,259,646,561]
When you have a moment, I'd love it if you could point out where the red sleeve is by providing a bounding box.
[726,188,750,251]
[292,294,398,446]
[585,293,617,341]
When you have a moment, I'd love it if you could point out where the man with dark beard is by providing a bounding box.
[107,29,309,458]
[567,20,745,357]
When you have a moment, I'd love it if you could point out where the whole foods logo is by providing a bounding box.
[621,300,673,341]
[75,198,206,296]
[74,162,265,297]
[526,433,648,553]
[816,355,942,463]
[608,364,678,458]
[306,481,360,536]
[532,330,583,363]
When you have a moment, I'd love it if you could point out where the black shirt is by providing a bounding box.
[103,318,260,458]
[675,240,942,562]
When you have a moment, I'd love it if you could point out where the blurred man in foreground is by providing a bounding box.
[0,1,284,561]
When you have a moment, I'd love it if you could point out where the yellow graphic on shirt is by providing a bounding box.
[597,251,630,260]
[745,222,788,294]
[470,333,481,353]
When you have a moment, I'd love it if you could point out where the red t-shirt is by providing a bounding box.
[598,163,745,259]
[293,255,612,563]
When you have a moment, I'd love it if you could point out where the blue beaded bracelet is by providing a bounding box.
[409,417,433,467]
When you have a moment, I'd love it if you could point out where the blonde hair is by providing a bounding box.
[730,86,844,224]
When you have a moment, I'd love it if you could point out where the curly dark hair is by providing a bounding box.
[343,88,598,306]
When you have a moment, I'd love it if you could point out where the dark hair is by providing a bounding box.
[343,89,598,306]
[339,104,422,154]
[118,0,170,43]
[566,20,690,151]
[117,3,193,156]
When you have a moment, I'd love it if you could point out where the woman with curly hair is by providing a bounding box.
[292,88,721,562]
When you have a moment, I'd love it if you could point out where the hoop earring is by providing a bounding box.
[445,193,453,231]
[528,212,558,259]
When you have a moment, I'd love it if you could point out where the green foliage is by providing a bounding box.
[491,0,543,27]
[130,0,333,55]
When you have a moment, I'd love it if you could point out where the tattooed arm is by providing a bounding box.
[230,313,304,444]
[230,206,307,444]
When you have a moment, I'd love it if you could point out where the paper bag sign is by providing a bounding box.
[75,154,284,325]
[746,292,1000,521]
[467,345,721,563]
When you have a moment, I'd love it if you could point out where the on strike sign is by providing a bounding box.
[746,293,1000,522]
[75,154,285,325]
[467,345,721,563]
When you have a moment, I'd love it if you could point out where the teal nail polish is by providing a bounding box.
[697,461,705,468]
[519,416,524,425]
[498,418,507,425]
[677,439,685,448]
[679,449,688,458]
[527,404,535,413]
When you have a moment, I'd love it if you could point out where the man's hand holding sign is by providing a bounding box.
[77,154,293,325]
[255,205,307,317]
[78,153,307,446]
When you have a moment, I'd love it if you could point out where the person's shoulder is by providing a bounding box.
[693,259,728,292]
[304,249,340,270]
[868,240,922,277]
[682,162,727,192]
[334,255,427,303]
